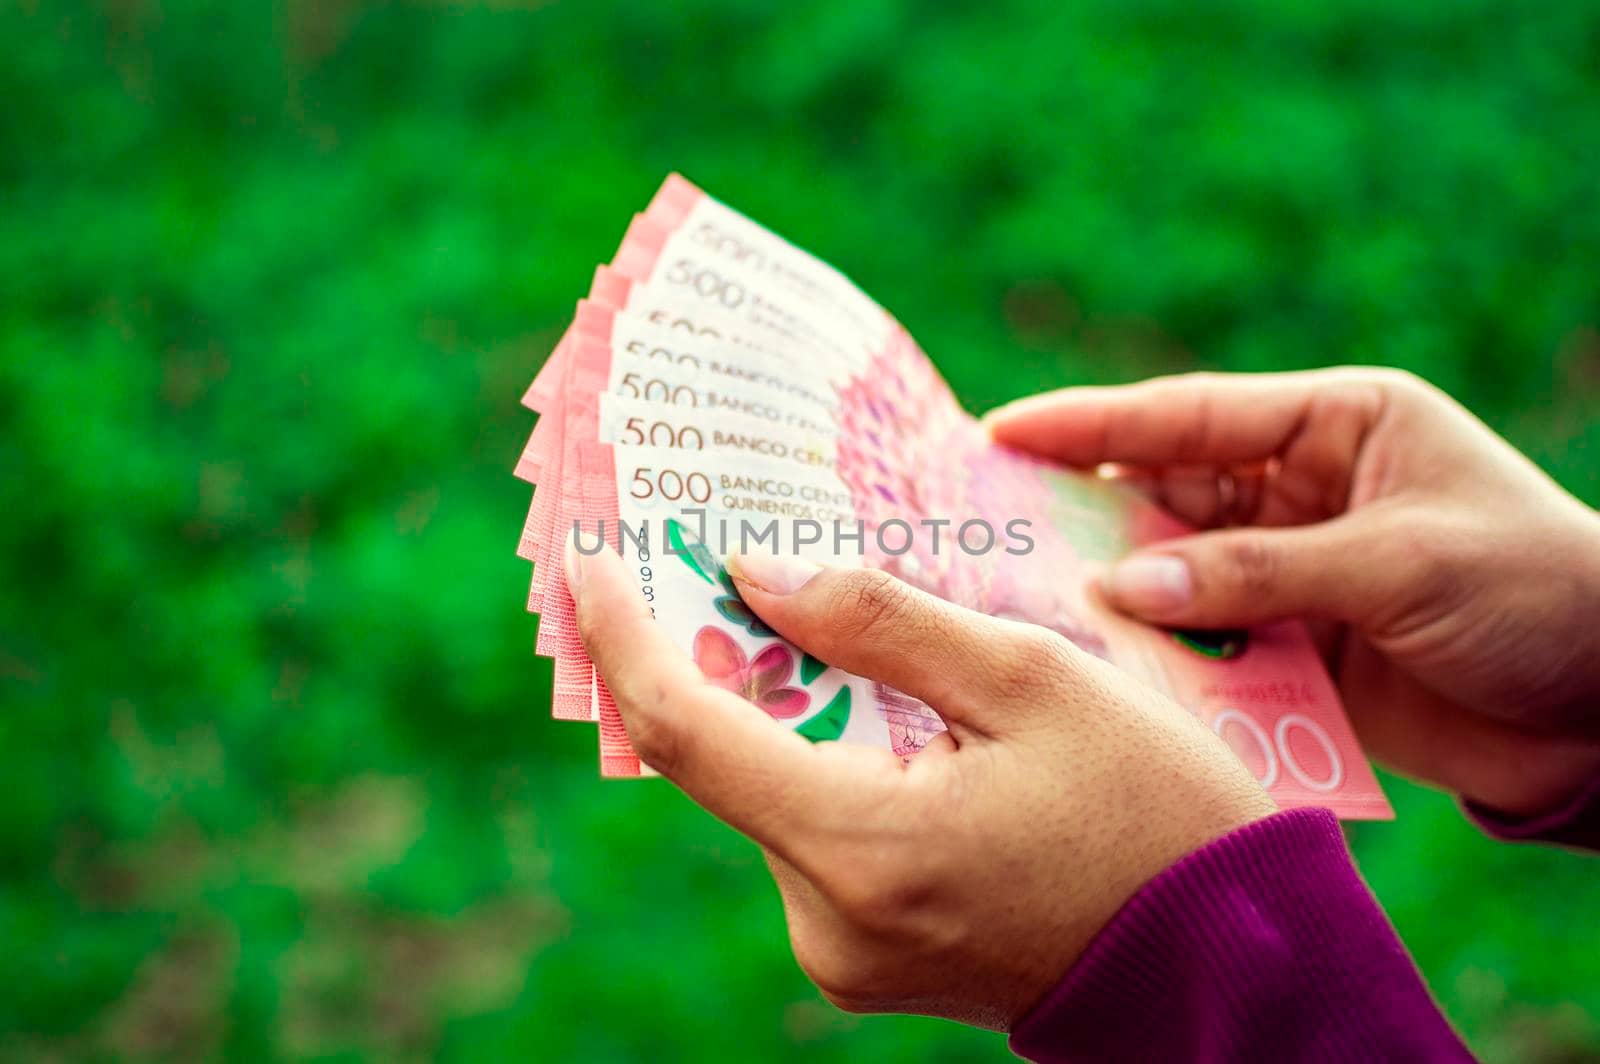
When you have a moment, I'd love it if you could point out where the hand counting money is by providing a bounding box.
[513,174,1392,818]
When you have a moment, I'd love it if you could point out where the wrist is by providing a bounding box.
[1465,769,1600,848]
[1485,740,1600,818]
[1581,508,1600,713]
[1005,746,1277,1028]
[1524,504,1600,741]
[1446,709,1600,818]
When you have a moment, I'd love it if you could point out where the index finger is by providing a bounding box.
[565,534,896,858]
[984,369,1387,469]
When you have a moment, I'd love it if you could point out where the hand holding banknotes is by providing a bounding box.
[515,176,1388,814]
[523,179,1596,1058]
[989,368,1600,817]
[567,536,1275,1030]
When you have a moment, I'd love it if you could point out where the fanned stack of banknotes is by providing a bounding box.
[514,174,1391,819]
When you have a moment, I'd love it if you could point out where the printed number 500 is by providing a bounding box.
[628,467,714,504]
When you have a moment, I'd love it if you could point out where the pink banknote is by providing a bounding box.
[512,174,1392,819]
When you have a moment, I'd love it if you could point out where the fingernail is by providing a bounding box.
[563,530,586,594]
[1107,554,1192,616]
[726,551,822,595]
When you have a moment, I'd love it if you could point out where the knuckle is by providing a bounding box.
[812,976,878,1015]
[1386,514,1435,559]
[574,598,606,651]
[797,949,878,1012]
[1362,366,1443,411]
[824,859,935,937]
[820,991,872,1015]
[619,690,682,774]
[1387,512,1479,601]
[989,629,1080,702]
[1309,381,1381,426]
[1310,368,1411,432]
[1365,515,1469,642]
[788,916,899,1013]
[575,601,632,674]
[1219,536,1280,600]
[827,569,913,643]
[826,868,891,929]
[1367,365,1425,394]
[1172,390,1215,457]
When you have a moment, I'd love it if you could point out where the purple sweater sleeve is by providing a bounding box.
[1465,773,1600,851]
[1009,809,1472,1063]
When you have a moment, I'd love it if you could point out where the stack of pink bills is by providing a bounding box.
[514,174,1392,819]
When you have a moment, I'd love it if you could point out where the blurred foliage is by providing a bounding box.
[3,0,1599,1059]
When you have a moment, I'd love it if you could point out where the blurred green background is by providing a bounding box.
[4,0,1599,1059]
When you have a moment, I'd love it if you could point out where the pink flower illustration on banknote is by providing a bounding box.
[693,626,811,719]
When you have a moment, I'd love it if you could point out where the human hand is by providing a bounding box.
[987,368,1600,816]
[567,539,1273,1030]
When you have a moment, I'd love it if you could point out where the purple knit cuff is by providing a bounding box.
[1009,808,1472,1063]
[1464,772,1600,852]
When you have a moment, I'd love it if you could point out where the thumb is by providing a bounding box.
[726,552,1077,741]
[1103,518,1384,630]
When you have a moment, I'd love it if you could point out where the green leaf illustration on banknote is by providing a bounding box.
[668,518,777,637]
[711,574,776,637]
[795,686,851,743]
[1173,628,1249,661]
[666,519,718,585]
